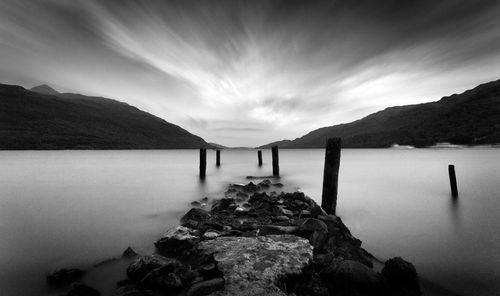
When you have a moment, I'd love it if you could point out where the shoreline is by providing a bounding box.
[45,179,456,296]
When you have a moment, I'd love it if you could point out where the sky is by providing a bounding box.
[1,0,500,147]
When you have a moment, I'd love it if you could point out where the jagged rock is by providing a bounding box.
[122,246,139,258]
[382,257,421,296]
[299,218,328,233]
[66,282,100,296]
[181,208,211,228]
[258,225,299,235]
[199,234,313,296]
[211,198,236,213]
[310,205,327,218]
[278,207,294,217]
[47,268,85,285]
[186,278,225,296]
[328,260,382,296]
[127,255,182,282]
[154,226,199,255]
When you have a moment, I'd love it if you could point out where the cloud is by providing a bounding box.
[1,0,500,146]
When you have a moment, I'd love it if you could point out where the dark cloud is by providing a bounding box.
[1,0,500,146]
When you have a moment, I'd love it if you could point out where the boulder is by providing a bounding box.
[199,234,313,296]
[126,255,182,282]
[299,218,328,233]
[328,260,382,296]
[382,257,421,296]
[181,208,211,228]
[122,246,138,258]
[66,282,100,296]
[186,278,225,296]
[154,226,199,255]
[47,268,85,285]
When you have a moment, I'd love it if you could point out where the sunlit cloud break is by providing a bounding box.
[1,0,500,146]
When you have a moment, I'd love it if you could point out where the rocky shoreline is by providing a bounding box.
[47,180,421,296]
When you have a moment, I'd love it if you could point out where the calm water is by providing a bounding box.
[0,149,499,296]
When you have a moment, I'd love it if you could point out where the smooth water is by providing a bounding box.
[0,149,499,296]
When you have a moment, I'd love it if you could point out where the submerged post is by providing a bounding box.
[199,148,206,178]
[448,164,458,198]
[321,138,341,215]
[216,150,221,166]
[258,150,263,166]
[272,146,279,176]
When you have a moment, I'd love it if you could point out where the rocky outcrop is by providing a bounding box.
[199,235,313,296]
[112,180,420,296]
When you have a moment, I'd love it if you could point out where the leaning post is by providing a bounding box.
[448,164,458,198]
[199,148,206,179]
[216,150,221,167]
[321,138,342,215]
[272,146,279,177]
[258,150,263,166]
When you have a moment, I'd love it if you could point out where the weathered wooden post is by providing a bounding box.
[321,138,341,215]
[216,150,221,166]
[272,146,279,176]
[448,164,458,198]
[199,148,206,178]
[258,150,263,166]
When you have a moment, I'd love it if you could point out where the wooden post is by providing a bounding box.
[258,150,263,166]
[448,164,458,198]
[199,148,206,178]
[216,150,221,166]
[272,146,279,176]
[321,138,341,215]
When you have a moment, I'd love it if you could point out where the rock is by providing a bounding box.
[273,182,284,187]
[181,208,211,228]
[201,197,209,203]
[382,257,421,296]
[258,225,299,235]
[300,210,311,217]
[47,268,85,285]
[202,231,220,240]
[211,198,236,213]
[191,201,203,207]
[186,278,225,296]
[328,260,382,296]
[154,226,199,255]
[122,246,139,258]
[310,205,326,218]
[66,282,100,296]
[93,257,117,267]
[279,207,294,217]
[199,234,313,296]
[126,255,182,282]
[299,218,328,233]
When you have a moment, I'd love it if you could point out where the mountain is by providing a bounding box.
[209,142,228,149]
[258,139,292,149]
[30,84,59,95]
[260,79,500,148]
[0,83,209,149]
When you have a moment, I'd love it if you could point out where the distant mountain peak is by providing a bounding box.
[30,84,59,95]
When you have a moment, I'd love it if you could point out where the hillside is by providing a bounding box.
[0,83,209,149]
[260,79,500,148]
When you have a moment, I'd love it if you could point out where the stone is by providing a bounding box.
[47,268,85,285]
[66,282,100,296]
[258,225,299,235]
[186,278,225,296]
[279,207,294,217]
[382,257,421,296]
[328,260,382,296]
[181,208,211,228]
[211,198,236,213]
[310,205,326,218]
[199,234,313,296]
[154,226,199,255]
[300,210,311,217]
[299,218,328,233]
[202,231,220,240]
[122,246,138,258]
[126,255,182,282]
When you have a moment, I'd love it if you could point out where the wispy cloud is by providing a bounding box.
[1,0,500,146]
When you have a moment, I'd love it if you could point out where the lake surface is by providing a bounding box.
[0,149,499,296]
